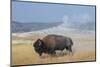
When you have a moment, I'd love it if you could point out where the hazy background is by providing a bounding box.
[12,1,95,33]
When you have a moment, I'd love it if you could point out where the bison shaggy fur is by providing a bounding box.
[33,34,73,56]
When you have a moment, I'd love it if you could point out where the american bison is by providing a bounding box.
[33,34,73,56]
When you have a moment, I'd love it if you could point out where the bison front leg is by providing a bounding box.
[52,51,56,55]
[48,48,56,56]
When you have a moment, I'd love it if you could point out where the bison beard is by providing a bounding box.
[33,35,73,56]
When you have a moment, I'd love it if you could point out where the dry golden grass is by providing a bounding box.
[12,34,96,66]
[12,44,95,65]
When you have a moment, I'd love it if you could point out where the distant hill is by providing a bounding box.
[11,21,62,33]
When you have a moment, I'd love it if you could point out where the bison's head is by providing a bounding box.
[33,39,45,56]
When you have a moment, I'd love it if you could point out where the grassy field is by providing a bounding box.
[12,34,96,66]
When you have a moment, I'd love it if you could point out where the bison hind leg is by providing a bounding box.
[69,46,72,52]
[66,46,73,55]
